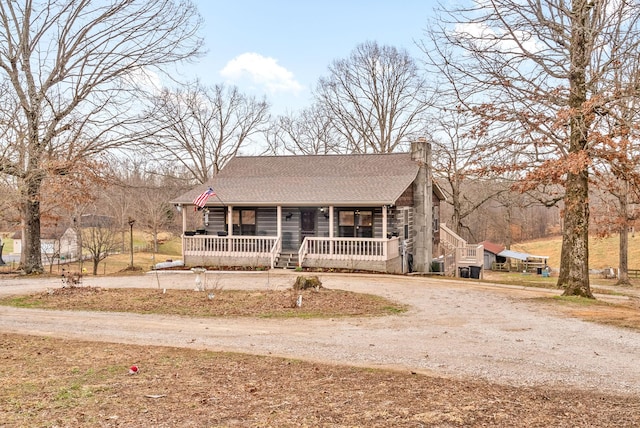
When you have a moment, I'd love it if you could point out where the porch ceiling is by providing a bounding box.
[173,152,420,207]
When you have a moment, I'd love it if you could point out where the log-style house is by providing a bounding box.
[172,140,446,273]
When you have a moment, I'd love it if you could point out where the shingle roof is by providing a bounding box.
[173,152,420,207]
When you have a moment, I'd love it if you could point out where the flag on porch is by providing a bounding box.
[193,187,215,210]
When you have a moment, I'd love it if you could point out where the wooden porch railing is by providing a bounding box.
[299,237,400,266]
[183,235,280,266]
[184,235,401,269]
[457,244,484,266]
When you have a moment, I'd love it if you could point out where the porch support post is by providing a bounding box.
[182,206,187,234]
[382,205,388,258]
[226,205,233,255]
[329,206,334,238]
[277,206,282,239]
[329,206,334,255]
[382,205,388,239]
[181,206,187,261]
[227,206,233,236]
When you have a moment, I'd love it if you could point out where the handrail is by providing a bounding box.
[440,223,467,249]
[269,236,282,268]
[298,237,308,267]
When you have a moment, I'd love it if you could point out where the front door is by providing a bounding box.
[300,209,316,244]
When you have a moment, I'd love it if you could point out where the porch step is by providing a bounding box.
[275,252,299,269]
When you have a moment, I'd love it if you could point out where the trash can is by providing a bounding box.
[459,266,470,278]
[469,265,481,279]
[536,267,543,275]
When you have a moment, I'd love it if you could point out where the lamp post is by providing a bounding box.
[128,218,135,269]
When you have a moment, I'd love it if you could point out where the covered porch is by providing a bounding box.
[180,205,404,273]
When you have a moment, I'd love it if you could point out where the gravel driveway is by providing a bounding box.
[1,271,639,396]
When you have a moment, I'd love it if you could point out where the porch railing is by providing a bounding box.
[183,235,279,261]
[439,224,484,275]
[299,237,400,266]
[457,244,484,266]
[184,234,400,269]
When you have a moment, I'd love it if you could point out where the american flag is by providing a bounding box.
[193,187,215,210]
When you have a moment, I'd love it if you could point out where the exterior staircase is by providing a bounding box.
[439,224,484,277]
[275,251,299,269]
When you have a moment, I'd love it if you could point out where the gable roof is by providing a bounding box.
[480,241,505,255]
[173,152,421,207]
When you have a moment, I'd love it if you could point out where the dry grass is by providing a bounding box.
[2,277,640,426]
[538,294,640,331]
[0,287,407,319]
[512,234,640,270]
[3,233,640,425]
[2,333,639,427]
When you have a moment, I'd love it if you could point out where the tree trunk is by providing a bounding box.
[558,0,593,298]
[93,257,99,276]
[22,175,44,274]
[153,229,159,253]
[558,171,592,297]
[617,193,630,285]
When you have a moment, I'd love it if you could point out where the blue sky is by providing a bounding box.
[180,1,439,115]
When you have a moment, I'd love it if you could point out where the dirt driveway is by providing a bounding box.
[1,271,639,396]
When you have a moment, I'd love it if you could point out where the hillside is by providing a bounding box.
[512,234,640,270]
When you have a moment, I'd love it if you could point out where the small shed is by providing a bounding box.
[480,241,506,270]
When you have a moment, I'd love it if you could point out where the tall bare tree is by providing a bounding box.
[589,39,640,285]
[431,107,506,239]
[423,0,640,297]
[266,103,343,155]
[0,0,203,273]
[145,81,270,184]
[314,41,432,154]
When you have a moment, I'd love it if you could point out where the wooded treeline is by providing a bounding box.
[1,1,640,297]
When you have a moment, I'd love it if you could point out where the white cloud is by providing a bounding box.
[123,66,162,94]
[454,22,540,54]
[220,52,303,95]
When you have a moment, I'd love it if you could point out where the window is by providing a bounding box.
[433,205,440,232]
[227,209,256,235]
[400,208,409,240]
[338,209,373,238]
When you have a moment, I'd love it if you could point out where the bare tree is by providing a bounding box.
[314,41,432,154]
[129,167,182,253]
[431,107,506,239]
[266,104,344,155]
[588,40,640,285]
[145,81,270,184]
[423,0,640,297]
[81,216,119,275]
[0,0,203,274]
